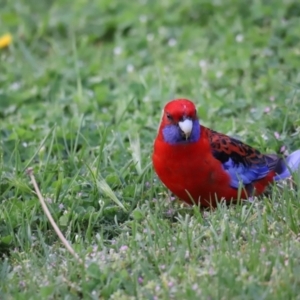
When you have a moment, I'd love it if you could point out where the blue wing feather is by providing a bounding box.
[222,158,270,189]
[205,127,274,189]
[205,126,300,189]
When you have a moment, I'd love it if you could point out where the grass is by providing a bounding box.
[1,0,300,298]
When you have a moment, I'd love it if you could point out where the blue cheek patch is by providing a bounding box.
[162,120,201,144]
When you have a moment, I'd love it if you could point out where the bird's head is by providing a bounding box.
[158,99,201,144]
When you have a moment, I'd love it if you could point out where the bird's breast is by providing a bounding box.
[152,138,232,205]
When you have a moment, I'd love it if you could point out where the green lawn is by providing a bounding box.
[1,0,300,299]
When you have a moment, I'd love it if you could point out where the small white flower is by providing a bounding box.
[46,197,53,204]
[126,64,134,73]
[139,15,147,23]
[202,80,208,87]
[281,19,287,25]
[235,34,244,43]
[199,59,207,68]
[168,38,177,47]
[113,47,122,55]
[10,82,21,91]
[146,33,154,41]
[158,27,166,35]
[216,71,223,78]
[262,48,273,56]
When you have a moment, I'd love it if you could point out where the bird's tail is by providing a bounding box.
[273,149,300,181]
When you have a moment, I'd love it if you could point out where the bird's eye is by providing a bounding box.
[166,112,173,121]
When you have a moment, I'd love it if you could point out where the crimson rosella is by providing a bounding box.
[152,99,300,207]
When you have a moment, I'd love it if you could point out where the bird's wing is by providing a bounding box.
[203,126,279,189]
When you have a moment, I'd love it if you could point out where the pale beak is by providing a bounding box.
[178,119,193,139]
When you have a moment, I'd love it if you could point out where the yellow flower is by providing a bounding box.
[0,33,12,49]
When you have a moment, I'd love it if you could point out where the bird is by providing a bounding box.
[152,98,300,207]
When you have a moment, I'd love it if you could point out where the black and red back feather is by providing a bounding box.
[202,126,283,188]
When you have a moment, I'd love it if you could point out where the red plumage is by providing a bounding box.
[152,99,286,207]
